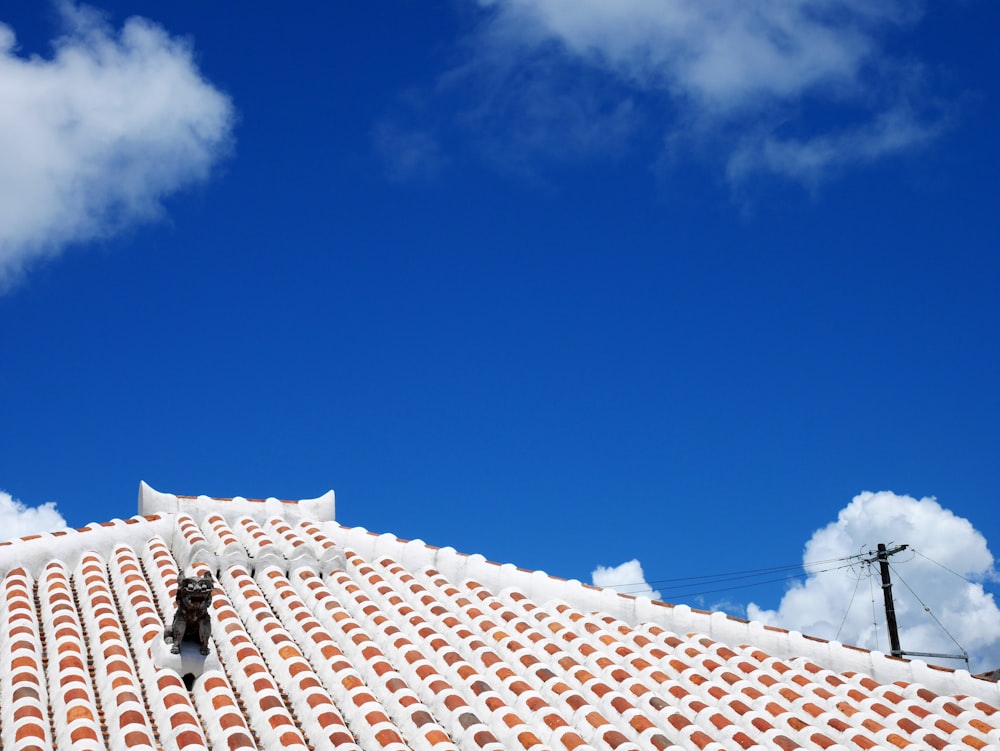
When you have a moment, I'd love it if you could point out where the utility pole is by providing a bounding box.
[876,543,908,657]
[868,543,968,666]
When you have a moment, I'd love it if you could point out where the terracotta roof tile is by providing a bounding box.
[1,487,999,750]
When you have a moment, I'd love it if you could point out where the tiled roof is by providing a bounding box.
[0,483,998,751]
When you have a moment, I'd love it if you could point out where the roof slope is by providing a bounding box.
[0,485,997,751]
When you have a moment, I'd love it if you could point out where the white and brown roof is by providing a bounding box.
[0,482,998,751]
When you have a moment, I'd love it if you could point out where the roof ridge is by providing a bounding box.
[138,481,335,525]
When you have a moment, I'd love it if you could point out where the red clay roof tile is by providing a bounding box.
[1,489,999,751]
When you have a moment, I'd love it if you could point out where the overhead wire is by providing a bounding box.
[604,545,979,668]
[639,553,863,587]
[835,565,865,642]
[609,556,862,598]
[660,561,860,599]
[888,562,968,658]
[869,569,880,652]
[911,548,978,585]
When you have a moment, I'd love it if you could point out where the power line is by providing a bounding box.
[836,566,865,642]
[661,562,860,599]
[869,569,880,652]
[604,553,863,595]
[889,562,969,665]
[911,549,977,585]
[647,554,862,585]
[613,560,860,599]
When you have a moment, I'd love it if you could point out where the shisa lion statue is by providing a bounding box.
[165,572,214,655]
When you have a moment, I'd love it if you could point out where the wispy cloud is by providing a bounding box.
[592,558,662,600]
[382,0,945,186]
[373,120,447,184]
[727,104,942,187]
[748,491,1000,672]
[0,490,67,540]
[0,2,234,291]
[473,0,879,111]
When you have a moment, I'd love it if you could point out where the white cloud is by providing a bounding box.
[476,0,899,111]
[727,104,941,187]
[748,491,1000,672]
[592,558,662,600]
[0,490,68,540]
[394,0,941,184]
[0,2,234,290]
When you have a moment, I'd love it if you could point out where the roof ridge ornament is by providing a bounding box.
[137,481,336,524]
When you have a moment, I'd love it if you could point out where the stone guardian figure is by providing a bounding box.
[165,572,214,655]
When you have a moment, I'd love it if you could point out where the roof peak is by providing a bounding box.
[138,481,336,525]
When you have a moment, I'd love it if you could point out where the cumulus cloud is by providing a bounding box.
[748,491,1000,672]
[592,558,662,600]
[0,2,234,290]
[386,0,944,185]
[0,490,68,540]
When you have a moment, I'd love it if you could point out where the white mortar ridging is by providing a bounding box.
[214,565,310,750]
[274,564,460,751]
[459,582,641,751]
[177,560,258,751]
[323,560,485,751]
[110,544,165,648]
[263,518,319,572]
[394,569,576,749]
[137,482,335,527]
[371,554,562,751]
[262,566,424,751]
[329,553,507,751]
[39,561,105,751]
[0,514,173,580]
[140,536,179,631]
[202,513,252,572]
[498,590,695,749]
[349,552,522,751]
[413,566,618,751]
[413,566,600,751]
[109,544,210,751]
[232,517,285,573]
[228,564,361,750]
[308,520,1000,708]
[193,669,257,751]
[459,577,654,751]
[559,609,766,745]
[288,566,462,751]
[153,670,211,751]
[0,567,52,751]
[172,513,217,572]
[593,614,836,749]
[72,552,157,751]
[253,565,395,751]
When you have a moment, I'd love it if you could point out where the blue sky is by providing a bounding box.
[1,1,999,669]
